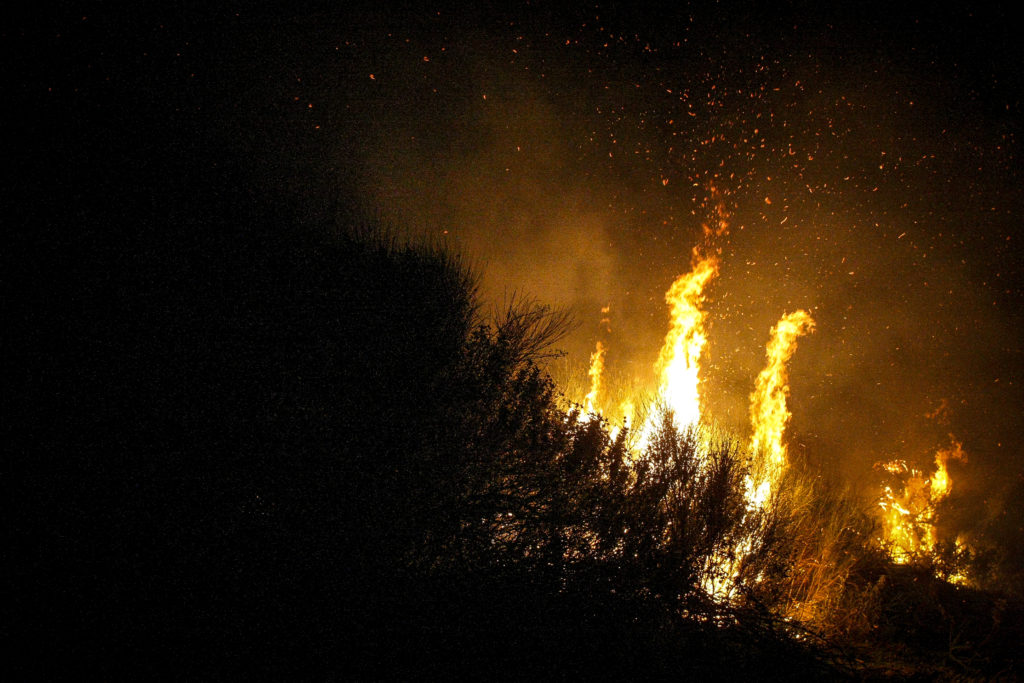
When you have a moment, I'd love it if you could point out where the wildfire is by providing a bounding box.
[877,438,967,563]
[697,311,816,600]
[584,341,606,415]
[561,235,970,603]
[643,252,719,438]
[747,310,816,509]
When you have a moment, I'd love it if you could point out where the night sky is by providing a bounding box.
[30,3,1023,547]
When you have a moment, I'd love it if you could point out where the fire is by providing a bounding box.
[929,441,962,498]
[584,341,606,415]
[877,438,967,563]
[644,252,718,436]
[747,310,815,509]
[882,460,908,475]
[562,232,972,602]
[697,311,816,601]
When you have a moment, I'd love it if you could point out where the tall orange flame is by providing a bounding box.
[584,341,606,415]
[646,253,719,435]
[700,310,815,601]
[747,310,815,508]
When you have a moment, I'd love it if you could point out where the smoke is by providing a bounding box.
[315,4,1023,577]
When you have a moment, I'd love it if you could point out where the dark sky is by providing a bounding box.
[31,2,1023,545]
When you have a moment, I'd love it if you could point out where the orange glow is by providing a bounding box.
[642,252,718,439]
[882,460,908,475]
[584,341,606,415]
[877,438,967,563]
[701,183,730,240]
[747,310,815,509]
[699,310,815,601]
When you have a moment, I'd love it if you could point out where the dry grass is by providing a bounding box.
[743,462,886,639]
[547,356,650,426]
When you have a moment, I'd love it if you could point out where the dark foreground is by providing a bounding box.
[12,5,1023,679]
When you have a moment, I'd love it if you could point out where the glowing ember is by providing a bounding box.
[747,310,815,509]
[701,183,730,242]
[882,460,908,475]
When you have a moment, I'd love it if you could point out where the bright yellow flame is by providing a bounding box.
[646,253,718,435]
[617,400,635,428]
[747,310,815,509]
[584,341,606,415]
[877,437,967,563]
[929,439,964,498]
[700,311,815,602]
[948,536,970,586]
[882,460,908,475]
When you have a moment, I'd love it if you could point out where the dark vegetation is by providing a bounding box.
[12,7,1022,680]
[13,178,1023,676]
[9,168,834,676]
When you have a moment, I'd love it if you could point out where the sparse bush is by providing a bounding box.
[746,465,885,638]
[610,414,753,604]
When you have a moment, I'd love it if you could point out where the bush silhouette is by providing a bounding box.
[16,174,1018,677]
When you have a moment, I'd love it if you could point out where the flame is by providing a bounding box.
[882,460,908,475]
[644,252,718,437]
[929,439,964,498]
[948,536,970,586]
[747,310,815,509]
[584,341,606,415]
[877,437,967,563]
[700,311,815,601]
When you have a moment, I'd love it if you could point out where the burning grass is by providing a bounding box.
[545,265,1019,677]
[36,205,1017,678]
